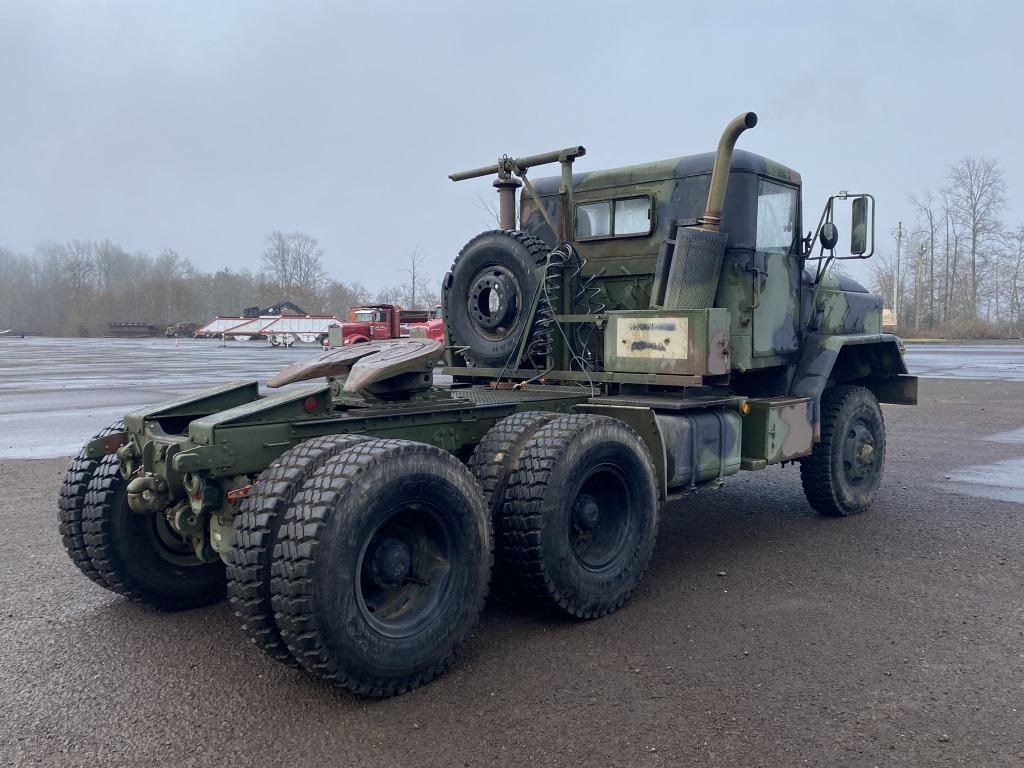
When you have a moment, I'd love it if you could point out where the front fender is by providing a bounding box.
[789,333,917,434]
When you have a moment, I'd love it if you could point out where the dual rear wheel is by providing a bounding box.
[59,421,225,611]
[232,437,492,697]
[58,389,883,697]
[229,413,660,696]
[469,413,662,618]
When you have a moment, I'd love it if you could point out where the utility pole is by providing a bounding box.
[894,221,903,327]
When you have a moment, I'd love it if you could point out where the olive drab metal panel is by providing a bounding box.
[740,396,814,464]
[602,309,730,377]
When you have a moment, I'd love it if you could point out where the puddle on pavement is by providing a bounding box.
[983,428,1024,444]
[943,457,1024,505]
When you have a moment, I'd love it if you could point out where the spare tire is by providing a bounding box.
[443,229,549,368]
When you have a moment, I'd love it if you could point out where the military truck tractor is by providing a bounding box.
[60,112,916,697]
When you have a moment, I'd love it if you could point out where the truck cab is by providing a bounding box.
[335,305,403,345]
[517,149,889,395]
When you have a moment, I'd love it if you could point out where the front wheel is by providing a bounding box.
[800,385,886,516]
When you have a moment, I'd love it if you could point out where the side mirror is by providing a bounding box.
[820,222,839,250]
[851,197,868,255]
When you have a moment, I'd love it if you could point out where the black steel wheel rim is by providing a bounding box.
[841,417,878,486]
[356,502,459,639]
[568,464,632,571]
[145,509,201,567]
[466,265,522,340]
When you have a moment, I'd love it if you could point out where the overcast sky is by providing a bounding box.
[2,0,1022,290]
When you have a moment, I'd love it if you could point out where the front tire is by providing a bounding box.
[271,439,492,697]
[800,385,886,516]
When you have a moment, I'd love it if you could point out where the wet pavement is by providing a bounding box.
[1,375,1022,767]
[904,342,1024,381]
[0,336,320,459]
[1,336,1022,459]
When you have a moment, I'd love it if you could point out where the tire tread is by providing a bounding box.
[271,439,492,697]
[224,434,367,665]
[501,413,660,619]
[58,421,124,586]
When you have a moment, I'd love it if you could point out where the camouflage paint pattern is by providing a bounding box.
[77,132,917,566]
[655,410,742,490]
[519,150,805,376]
[740,397,815,465]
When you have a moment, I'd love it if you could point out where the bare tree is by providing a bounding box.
[944,157,1007,318]
[1004,226,1024,336]
[909,191,938,326]
[398,251,430,309]
[869,251,898,311]
[326,279,372,317]
[374,285,404,306]
[262,231,293,291]
[63,240,97,331]
[262,231,327,307]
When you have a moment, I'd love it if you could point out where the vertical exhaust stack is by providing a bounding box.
[655,111,758,311]
[493,172,522,230]
[700,112,758,232]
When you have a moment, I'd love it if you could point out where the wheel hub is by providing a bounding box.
[573,494,602,532]
[857,442,875,465]
[468,269,518,334]
[370,537,412,588]
[843,423,876,482]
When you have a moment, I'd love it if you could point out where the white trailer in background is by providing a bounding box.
[196,314,339,346]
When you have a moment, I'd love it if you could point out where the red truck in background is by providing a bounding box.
[409,306,444,341]
[328,304,445,347]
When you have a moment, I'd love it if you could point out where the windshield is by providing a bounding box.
[354,310,375,322]
[756,179,798,254]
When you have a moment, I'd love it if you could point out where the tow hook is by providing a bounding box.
[126,474,169,513]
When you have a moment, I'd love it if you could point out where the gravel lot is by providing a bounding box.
[0,341,1022,767]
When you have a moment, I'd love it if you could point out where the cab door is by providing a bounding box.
[751,178,801,358]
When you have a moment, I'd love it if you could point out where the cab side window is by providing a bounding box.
[575,196,652,240]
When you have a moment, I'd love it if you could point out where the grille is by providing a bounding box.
[662,228,728,311]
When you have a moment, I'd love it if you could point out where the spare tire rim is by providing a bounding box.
[569,464,632,571]
[466,265,522,340]
[356,501,459,639]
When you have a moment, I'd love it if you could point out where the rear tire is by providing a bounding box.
[271,439,491,697]
[225,434,368,666]
[501,414,660,619]
[800,385,886,516]
[82,460,226,610]
[58,421,124,586]
[468,411,560,598]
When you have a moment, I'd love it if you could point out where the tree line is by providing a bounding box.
[869,156,1024,338]
[4,157,1021,339]
[0,231,440,336]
